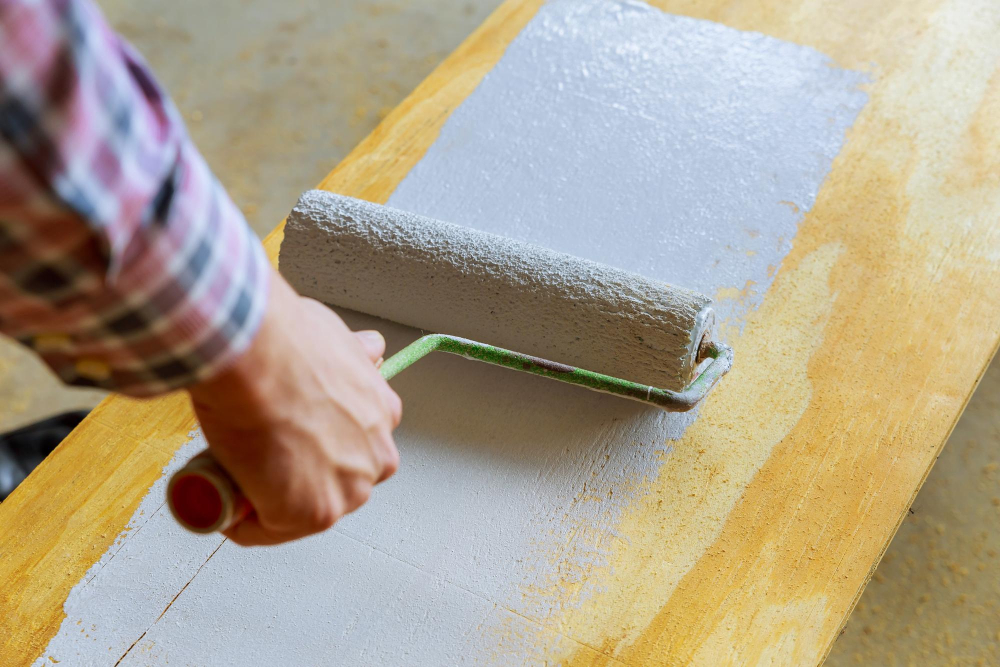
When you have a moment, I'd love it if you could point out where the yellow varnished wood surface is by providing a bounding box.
[2,0,999,664]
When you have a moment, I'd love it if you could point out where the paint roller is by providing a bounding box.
[167,190,733,533]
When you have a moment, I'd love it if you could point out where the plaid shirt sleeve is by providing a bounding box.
[0,0,270,396]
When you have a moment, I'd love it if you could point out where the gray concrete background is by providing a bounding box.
[0,1,996,663]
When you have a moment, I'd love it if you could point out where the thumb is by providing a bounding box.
[354,330,386,364]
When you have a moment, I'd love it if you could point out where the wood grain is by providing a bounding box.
[3,0,999,664]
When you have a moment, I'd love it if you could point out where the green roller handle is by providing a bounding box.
[380,334,733,412]
[168,334,733,534]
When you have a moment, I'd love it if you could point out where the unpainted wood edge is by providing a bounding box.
[819,334,1000,665]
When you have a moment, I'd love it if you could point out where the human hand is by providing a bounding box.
[186,269,401,546]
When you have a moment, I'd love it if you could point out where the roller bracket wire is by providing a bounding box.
[379,334,733,411]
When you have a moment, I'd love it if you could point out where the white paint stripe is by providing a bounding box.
[37,1,867,664]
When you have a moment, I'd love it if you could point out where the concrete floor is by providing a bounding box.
[1,1,997,663]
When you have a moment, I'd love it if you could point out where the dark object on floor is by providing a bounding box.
[0,410,89,501]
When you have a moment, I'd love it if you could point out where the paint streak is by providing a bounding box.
[559,0,1000,663]
[546,241,842,662]
[32,1,869,664]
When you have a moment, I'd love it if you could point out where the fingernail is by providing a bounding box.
[374,357,384,369]
[358,330,384,345]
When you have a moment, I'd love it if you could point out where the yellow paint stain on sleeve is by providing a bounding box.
[524,241,843,662]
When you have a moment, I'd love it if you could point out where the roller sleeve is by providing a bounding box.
[279,190,715,392]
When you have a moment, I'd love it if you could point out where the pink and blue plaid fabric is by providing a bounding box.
[0,0,270,395]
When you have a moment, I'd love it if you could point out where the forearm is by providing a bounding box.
[0,0,402,547]
[0,0,269,395]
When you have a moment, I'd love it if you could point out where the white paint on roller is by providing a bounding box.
[281,190,713,391]
[36,1,867,664]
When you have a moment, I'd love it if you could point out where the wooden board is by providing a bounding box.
[3,0,1000,663]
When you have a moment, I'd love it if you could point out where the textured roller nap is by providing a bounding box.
[280,190,715,391]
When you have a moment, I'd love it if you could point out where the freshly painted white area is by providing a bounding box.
[37,1,867,664]
[389,0,866,323]
[33,436,222,664]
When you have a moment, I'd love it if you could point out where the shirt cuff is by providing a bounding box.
[21,146,271,397]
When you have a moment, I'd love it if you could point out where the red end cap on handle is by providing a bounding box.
[167,451,252,534]
[169,473,225,532]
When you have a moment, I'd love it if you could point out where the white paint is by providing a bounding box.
[37,1,867,664]
[32,435,222,664]
[389,0,866,325]
[281,190,713,390]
